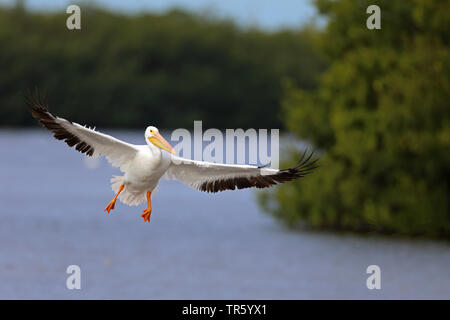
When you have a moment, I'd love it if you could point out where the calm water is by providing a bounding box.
[0,129,449,299]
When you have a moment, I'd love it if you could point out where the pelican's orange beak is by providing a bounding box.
[148,133,176,155]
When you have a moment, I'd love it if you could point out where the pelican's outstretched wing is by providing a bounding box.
[165,151,318,193]
[26,88,138,172]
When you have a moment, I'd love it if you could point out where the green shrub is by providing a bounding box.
[259,0,450,237]
[0,4,325,129]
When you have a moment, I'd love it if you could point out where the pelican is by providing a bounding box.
[26,89,318,223]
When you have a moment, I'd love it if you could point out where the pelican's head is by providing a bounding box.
[145,126,176,155]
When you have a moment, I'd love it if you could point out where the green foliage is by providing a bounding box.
[0,5,325,129]
[260,0,450,237]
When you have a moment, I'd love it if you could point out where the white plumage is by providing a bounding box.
[165,155,279,191]
[27,88,317,223]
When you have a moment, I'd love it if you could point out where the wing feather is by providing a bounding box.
[26,88,138,172]
[165,150,318,193]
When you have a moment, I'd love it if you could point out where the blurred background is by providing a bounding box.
[0,0,449,299]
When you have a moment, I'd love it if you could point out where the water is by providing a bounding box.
[0,129,449,299]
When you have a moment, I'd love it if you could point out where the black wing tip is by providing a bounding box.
[25,86,53,122]
[25,87,96,157]
[198,150,319,193]
[25,86,49,109]
[281,148,320,178]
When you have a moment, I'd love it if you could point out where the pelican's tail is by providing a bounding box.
[110,175,145,206]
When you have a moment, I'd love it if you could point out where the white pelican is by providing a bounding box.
[26,89,318,223]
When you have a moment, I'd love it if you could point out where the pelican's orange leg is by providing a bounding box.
[104,184,124,214]
[141,191,152,222]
